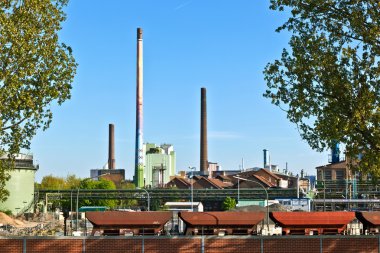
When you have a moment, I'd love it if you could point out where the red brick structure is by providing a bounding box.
[0,238,23,253]
[0,236,378,253]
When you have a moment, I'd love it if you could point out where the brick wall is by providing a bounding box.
[0,236,379,253]
[205,238,261,253]
[26,239,82,253]
[145,238,201,253]
[323,237,378,253]
[264,238,320,253]
[0,239,23,253]
[86,238,142,253]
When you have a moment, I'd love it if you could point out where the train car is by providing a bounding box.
[356,211,380,234]
[178,211,265,236]
[86,211,172,236]
[270,211,356,235]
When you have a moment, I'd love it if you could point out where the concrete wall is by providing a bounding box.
[0,236,378,253]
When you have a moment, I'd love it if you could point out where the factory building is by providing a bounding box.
[90,124,125,186]
[144,143,176,188]
[316,142,349,181]
[0,154,38,215]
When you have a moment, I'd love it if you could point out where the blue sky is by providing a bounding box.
[31,0,329,182]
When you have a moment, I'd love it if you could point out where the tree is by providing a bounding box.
[0,1,77,198]
[118,181,138,208]
[65,174,81,189]
[222,196,236,211]
[37,174,80,190]
[79,178,117,208]
[39,174,66,190]
[264,0,380,176]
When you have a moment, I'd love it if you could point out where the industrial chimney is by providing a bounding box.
[134,27,144,187]
[108,124,116,169]
[331,141,340,163]
[263,149,268,169]
[200,87,208,175]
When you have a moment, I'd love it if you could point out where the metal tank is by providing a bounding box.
[0,154,38,215]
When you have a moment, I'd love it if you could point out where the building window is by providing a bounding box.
[324,170,332,180]
[336,170,344,180]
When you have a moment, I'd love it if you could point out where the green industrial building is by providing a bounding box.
[0,154,38,215]
[144,143,176,188]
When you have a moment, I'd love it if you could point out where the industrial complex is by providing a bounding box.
[0,27,378,253]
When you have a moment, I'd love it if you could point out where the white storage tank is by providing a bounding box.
[0,154,38,215]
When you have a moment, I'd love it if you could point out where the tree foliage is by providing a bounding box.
[37,174,80,190]
[0,0,76,153]
[0,159,11,202]
[79,178,117,208]
[264,0,380,176]
[39,174,66,190]
[118,181,138,208]
[222,196,236,211]
[38,175,117,210]
[0,0,76,199]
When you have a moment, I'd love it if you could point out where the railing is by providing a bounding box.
[37,188,297,202]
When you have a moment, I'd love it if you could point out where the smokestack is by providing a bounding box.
[331,141,340,163]
[108,124,116,169]
[134,27,144,187]
[200,87,208,175]
[263,149,268,169]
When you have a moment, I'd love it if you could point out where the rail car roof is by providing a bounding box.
[356,212,380,226]
[86,211,172,226]
[270,211,355,226]
[179,211,265,226]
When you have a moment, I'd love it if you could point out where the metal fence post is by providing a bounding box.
[261,238,263,253]
[23,237,26,253]
[83,238,86,253]
[142,237,144,253]
[320,237,323,253]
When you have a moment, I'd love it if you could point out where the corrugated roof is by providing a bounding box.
[86,211,172,226]
[208,178,233,188]
[179,211,265,226]
[356,211,380,226]
[166,176,191,188]
[252,175,276,187]
[316,161,347,169]
[258,169,282,180]
[216,175,231,181]
[270,212,355,226]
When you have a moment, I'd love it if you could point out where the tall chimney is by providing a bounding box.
[134,27,144,187]
[331,141,340,163]
[200,87,208,175]
[263,149,268,169]
[108,124,116,169]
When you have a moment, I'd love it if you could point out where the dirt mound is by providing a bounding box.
[0,212,17,226]
[14,219,25,226]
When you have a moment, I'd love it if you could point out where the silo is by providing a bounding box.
[0,154,38,215]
